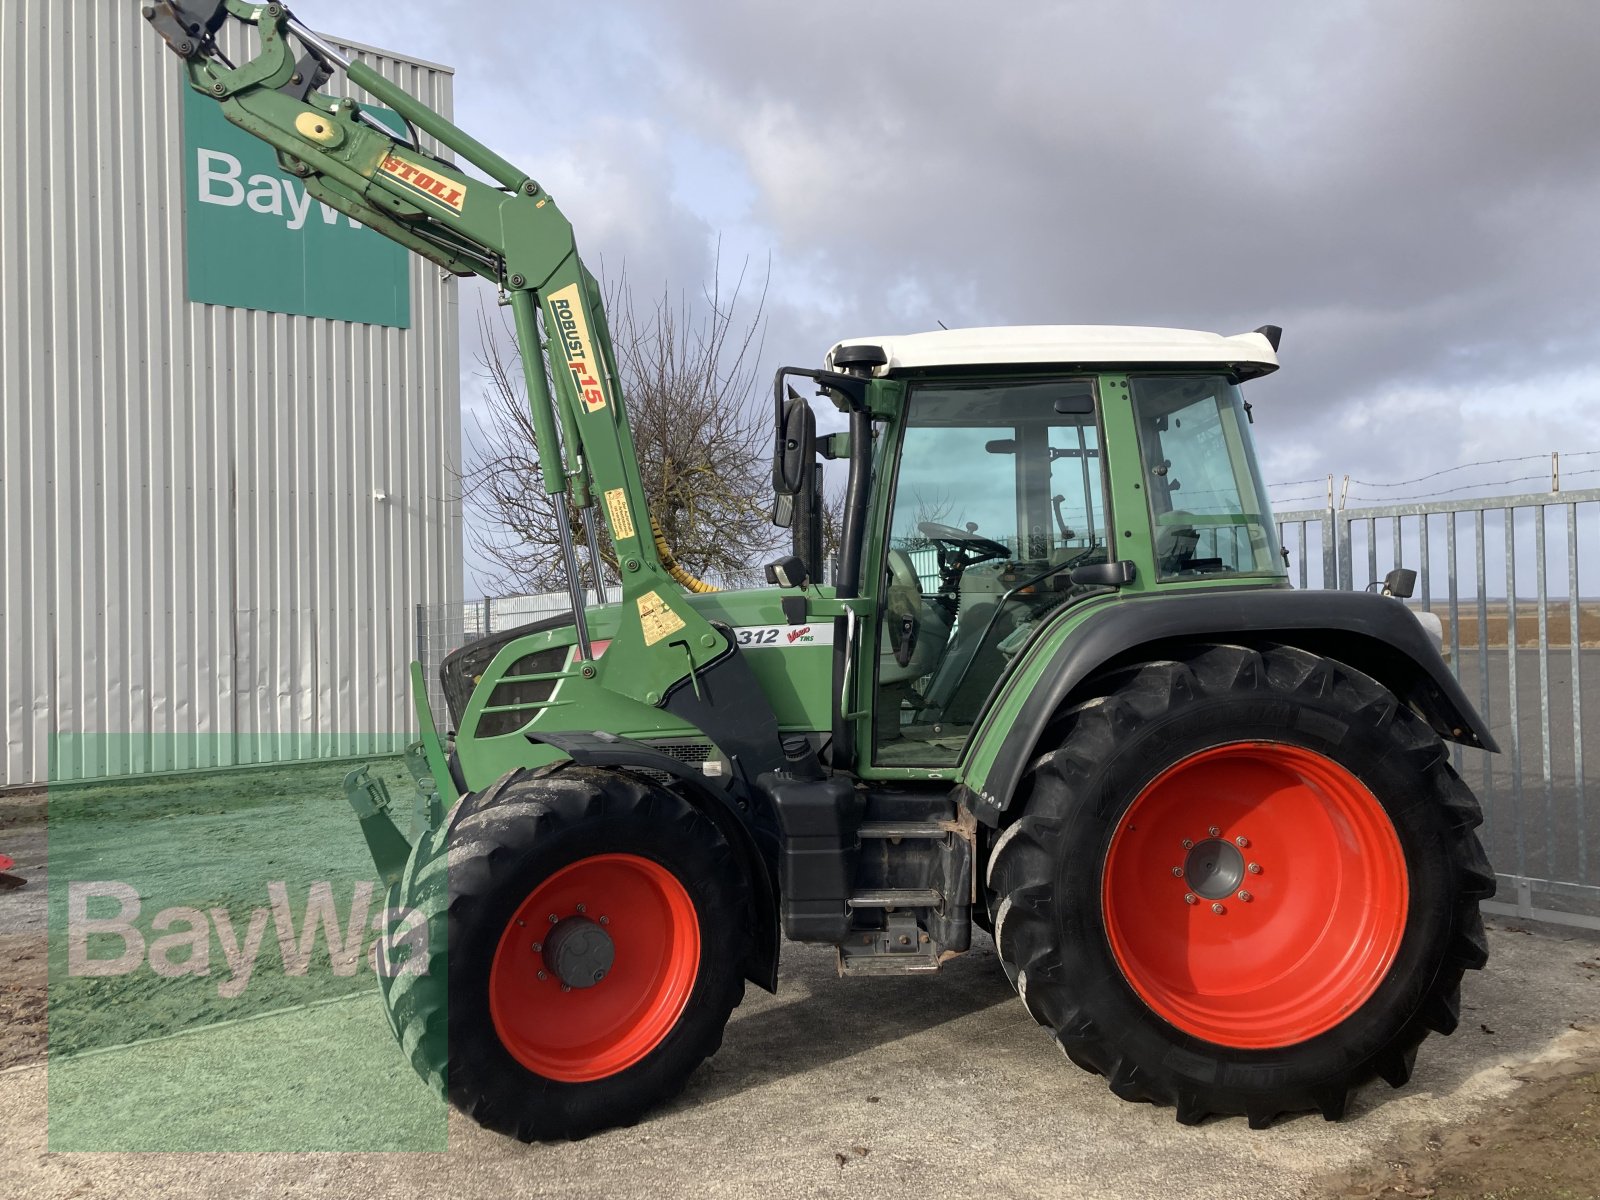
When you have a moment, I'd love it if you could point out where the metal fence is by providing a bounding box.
[1278,488,1600,931]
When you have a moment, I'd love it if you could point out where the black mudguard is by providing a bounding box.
[960,588,1498,827]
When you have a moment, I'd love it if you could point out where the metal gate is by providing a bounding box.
[1278,489,1600,931]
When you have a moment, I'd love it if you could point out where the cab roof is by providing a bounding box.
[825,325,1280,380]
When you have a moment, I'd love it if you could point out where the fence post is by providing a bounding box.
[1335,511,1353,591]
[1321,508,1338,591]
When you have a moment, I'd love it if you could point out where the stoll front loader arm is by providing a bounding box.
[144,4,808,870]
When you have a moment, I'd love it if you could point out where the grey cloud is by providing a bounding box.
[335,1,1600,506]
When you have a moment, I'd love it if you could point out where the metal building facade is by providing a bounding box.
[0,6,463,786]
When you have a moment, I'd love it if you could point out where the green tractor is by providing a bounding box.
[149,3,1497,1141]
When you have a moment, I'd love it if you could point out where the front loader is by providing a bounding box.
[147,3,1498,1140]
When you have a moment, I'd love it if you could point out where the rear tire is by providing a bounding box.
[987,642,1494,1127]
[379,764,747,1141]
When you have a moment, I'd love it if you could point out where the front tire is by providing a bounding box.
[380,764,748,1141]
[987,643,1494,1127]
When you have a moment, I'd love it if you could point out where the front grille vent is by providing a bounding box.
[473,647,570,738]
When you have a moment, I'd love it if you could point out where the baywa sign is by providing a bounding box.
[183,87,411,327]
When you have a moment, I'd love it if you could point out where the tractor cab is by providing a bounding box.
[779,325,1289,768]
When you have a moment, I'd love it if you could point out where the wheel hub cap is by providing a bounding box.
[542,915,615,988]
[1183,838,1245,900]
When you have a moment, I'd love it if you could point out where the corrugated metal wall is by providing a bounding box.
[0,6,463,785]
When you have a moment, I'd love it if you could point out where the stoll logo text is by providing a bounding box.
[194,148,372,233]
[66,880,427,999]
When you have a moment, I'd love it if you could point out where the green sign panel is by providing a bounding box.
[182,88,411,327]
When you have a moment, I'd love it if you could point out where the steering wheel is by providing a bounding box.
[917,520,1011,563]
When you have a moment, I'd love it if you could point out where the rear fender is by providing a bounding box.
[958,588,1497,827]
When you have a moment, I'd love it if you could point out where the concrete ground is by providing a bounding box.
[7,921,1600,1200]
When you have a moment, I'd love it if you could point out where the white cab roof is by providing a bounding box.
[825,325,1279,377]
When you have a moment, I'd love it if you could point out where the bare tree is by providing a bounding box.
[818,482,846,577]
[463,255,780,596]
[889,488,958,552]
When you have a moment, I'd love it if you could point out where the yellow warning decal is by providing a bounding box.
[548,283,609,413]
[637,590,686,646]
[604,488,635,540]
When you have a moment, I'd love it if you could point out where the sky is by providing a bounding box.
[330,0,1600,595]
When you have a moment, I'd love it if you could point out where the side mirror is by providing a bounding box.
[772,393,816,497]
[1069,560,1136,588]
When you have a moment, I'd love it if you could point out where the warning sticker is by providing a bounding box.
[605,488,635,541]
[637,591,686,646]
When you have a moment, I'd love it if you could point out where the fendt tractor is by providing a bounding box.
[148,3,1497,1141]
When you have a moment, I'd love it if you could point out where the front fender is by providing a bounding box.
[958,588,1497,827]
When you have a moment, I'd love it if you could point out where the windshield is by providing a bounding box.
[1130,375,1283,580]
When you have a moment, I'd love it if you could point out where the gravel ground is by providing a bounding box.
[6,921,1599,1200]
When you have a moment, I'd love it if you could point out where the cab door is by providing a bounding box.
[863,375,1110,773]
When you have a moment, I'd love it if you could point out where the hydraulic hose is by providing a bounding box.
[650,517,719,594]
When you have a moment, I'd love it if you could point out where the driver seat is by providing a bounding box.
[918,561,1023,724]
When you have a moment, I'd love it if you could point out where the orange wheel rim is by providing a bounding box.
[489,853,700,1082]
[1102,742,1408,1049]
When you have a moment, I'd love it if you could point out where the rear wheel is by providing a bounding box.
[380,764,748,1141]
[987,643,1494,1127]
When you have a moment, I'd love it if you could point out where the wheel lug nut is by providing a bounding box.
[548,913,558,924]
[536,969,547,980]
[561,983,571,992]
[1238,891,1252,902]
[1184,893,1197,905]
[1247,862,1262,875]
[1235,836,1250,848]
[1208,826,1220,837]
[576,903,586,913]
[531,941,542,952]
[1181,839,1194,849]
[1171,866,1184,877]
[1211,903,1225,915]
[599,915,609,925]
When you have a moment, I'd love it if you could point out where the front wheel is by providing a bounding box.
[987,643,1494,1128]
[379,764,748,1141]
